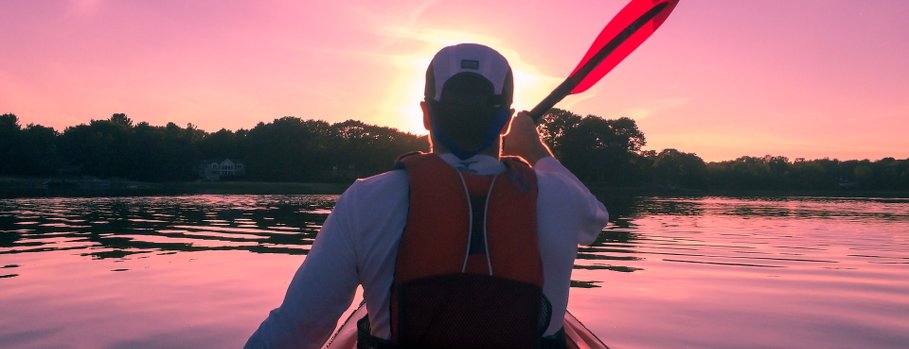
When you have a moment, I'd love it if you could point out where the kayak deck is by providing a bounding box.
[324,303,608,349]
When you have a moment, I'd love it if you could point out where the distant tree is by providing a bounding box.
[852,161,873,189]
[608,117,647,154]
[632,149,658,184]
[539,108,582,152]
[18,124,61,175]
[330,119,426,179]
[200,128,244,160]
[243,117,335,181]
[539,109,647,184]
[110,113,133,127]
[0,113,17,128]
[864,157,900,190]
[59,114,135,178]
[125,122,203,181]
[837,158,909,190]
[764,156,790,189]
[652,149,706,188]
[707,156,781,190]
[0,113,21,175]
[788,158,838,190]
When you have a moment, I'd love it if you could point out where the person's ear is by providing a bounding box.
[421,101,431,131]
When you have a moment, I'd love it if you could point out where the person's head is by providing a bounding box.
[421,43,515,159]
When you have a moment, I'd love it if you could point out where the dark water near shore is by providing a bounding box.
[1,195,908,348]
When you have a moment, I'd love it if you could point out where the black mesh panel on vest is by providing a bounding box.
[468,195,488,256]
[357,294,560,349]
[396,273,544,349]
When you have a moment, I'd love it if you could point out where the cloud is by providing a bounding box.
[69,0,102,16]
[616,96,691,120]
[342,1,439,44]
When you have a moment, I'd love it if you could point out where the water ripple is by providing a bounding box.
[1,195,908,348]
[0,195,336,260]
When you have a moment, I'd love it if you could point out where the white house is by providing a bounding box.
[199,159,246,181]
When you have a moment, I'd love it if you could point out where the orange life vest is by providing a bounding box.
[383,152,547,348]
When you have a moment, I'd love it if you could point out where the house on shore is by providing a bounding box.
[199,159,245,181]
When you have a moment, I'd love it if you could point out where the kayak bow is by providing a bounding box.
[324,303,609,349]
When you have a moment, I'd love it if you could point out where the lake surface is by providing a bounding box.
[1,195,908,348]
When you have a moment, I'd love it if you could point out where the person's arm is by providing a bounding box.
[507,111,609,336]
[244,188,361,349]
[534,157,610,244]
[504,111,609,244]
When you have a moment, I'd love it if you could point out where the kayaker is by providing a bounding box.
[245,43,609,348]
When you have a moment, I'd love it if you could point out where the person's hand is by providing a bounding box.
[502,111,553,165]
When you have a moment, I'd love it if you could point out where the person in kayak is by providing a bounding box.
[245,43,609,348]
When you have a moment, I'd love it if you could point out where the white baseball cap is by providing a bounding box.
[424,43,514,108]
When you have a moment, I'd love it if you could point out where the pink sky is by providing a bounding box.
[2,0,907,162]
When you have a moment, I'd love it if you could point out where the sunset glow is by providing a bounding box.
[2,0,907,161]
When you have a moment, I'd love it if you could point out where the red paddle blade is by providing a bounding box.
[569,0,679,94]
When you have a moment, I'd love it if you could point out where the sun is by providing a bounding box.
[373,29,559,135]
[378,56,432,136]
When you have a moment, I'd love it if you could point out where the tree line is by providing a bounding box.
[0,113,425,182]
[2,111,907,191]
[537,110,908,191]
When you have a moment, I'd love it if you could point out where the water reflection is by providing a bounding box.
[2,195,909,348]
[0,195,337,262]
[0,263,16,279]
[3,195,908,280]
[568,195,909,348]
[576,195,909,276]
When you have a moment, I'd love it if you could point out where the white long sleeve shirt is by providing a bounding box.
[245,154,609,348]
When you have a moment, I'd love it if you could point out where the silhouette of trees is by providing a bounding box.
[1,113,62,176]
[1,113,428,182]
[540,109,647,184]
[331,119,427,178]
[1,110,907,193]
[242,117,334,181]
[700,156,909,192]
[18,124,60,175]
[652,149,707,189]
[124,122,205,181]
[0,114,24,175]
[59,114,138,178]
[200,128,245,160]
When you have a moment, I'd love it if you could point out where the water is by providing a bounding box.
[1,195,908,348]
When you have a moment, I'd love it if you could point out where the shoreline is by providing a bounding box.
[0,177,351,199]
[3,176,908,199]
[586,183,909,199]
